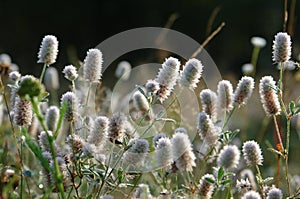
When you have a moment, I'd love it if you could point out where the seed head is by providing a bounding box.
[133,91,149,113]
[63,65,78,81]
[240,169,257,191]
[217,145,240,169]
[200,89,218,122]
[171,132,196,172]
[83,48,103,82]
[37,35,58,65]
[272,32,291,63]
[156,137,173,168]
[266,187,283,199]
[13,96,32,126]
[123,139,149,168]
[45,106,60,131]
[9,71,21,82]
[199,174,215,199]
[44,67,59,91]
[197,112,218,146]
[108,112,128,141]
[87,116,109,148]
[234,76,255,105]
[259,76,281,116]
[153,133,167,148]
[155,57,180,102]
[251,37,267,48]
[217,80,234,112]
[242,191,261,199]
[60,91,77,122]
[145,79,160,94]
[179,58,203,89]
[242,140,263,166]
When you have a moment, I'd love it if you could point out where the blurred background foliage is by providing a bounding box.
[0,0,299,77]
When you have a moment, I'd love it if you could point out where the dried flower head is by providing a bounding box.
[259,76,281,116]
[266,187,283,199]
[38,131,61,155]
[60,91,77,122]
[63,65,78,81]
[45,106,60,131]
[87,116,109,148]
[197,112,218,146]
[171,132,196,172]
[234,76,255,105]
[155,137,173,168]
[37,35,58,65]
[179,58,203,89]
[132,91,150,116]
[13,96,32,126]
[175,127,187,134]
[242,191,261,199]
[242,140,263,166]
[200,89,218,122]
[44,67,59,91]
[217,80,234,112]
[272,32,291,63]
[83,48,103,82]
[145,79,160,94]
[9,71,21,82]
[155,57,180,102]
[199,174,215,199]
[217,145,240,169]
[67,134,84,155]
[251,37,267,48]
[108,112,128,141]
[236,178,252,193]
[240,169,257,191]
[115,61,131,80]
[123,139,149,168]
[153,133,167,148]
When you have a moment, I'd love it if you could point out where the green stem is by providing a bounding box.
[221,105,236,131]
[20,132,23,199]
[39,63,47,84]
[285,119,291,196]
[250,46,261,76]
[256,165,265,199]
[30,98,65,199]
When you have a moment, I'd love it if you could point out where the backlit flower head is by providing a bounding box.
[197,112,218,146]
[155,137,173,168]
[123,139,149,168]
[155,57,180,102]
[234,76,255,106]
[45,106,60,131]
[251,36,267,48]
[37,35,58,65]
[272,32,291,63]
[83,48,103,82]
[199,174,215,199]
[44,67,59,91]
[115,61,131,81]
[13,96,32,126]
[200,89,218,122]
[87,116,109,148]
[108,112,128,141]
[60,91,77,122]
[242,191,261,199]
[63,65,78,81]
[217,80,234,112]
[259,76,281,116]
[242,140,263,166]
[179,58,203,89]
[217,145,240,169]
[266,187,283,199]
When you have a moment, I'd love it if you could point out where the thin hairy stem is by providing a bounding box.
[285,119,291,196]
[250,46,261,76]
[222,105,236,131]
[39,63,47,84]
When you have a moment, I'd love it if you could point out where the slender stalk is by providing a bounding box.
[30,98,65,199]
[39,63,47,84]
[285,119,291,196]
[283,0,288,32]
[221,105,236,131]
[273,115,284,151]
[250,46,261,76]
[256,165,265,199]
[20,132,23,199]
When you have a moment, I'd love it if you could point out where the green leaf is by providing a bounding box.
[221,179,232,185]
[136,85,148,99]
[218,167,224,181]
[86,195,92,199]
[262,177,274,184]
[289,101,295,114]
[21,127,52,172]
[294,107,300,115]
[205,177,216,184]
